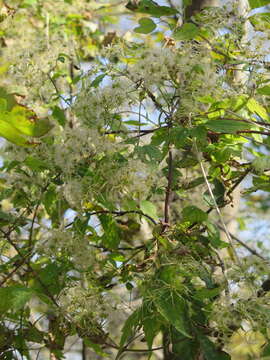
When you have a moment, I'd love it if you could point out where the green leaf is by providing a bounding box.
[24,327,45,343]
[138,144,163,162]
[24,156,48,171]
[246,98,269,121]
[124,120,148,126]
[195,287,221,300]
[7,106,53,137]
[52,106,66,126]
[262,343,270,356]
[249,13,270,31]
[99,215,121,249]
[248,0,270,9]
[206,119,251,133]
[134,17,156,34]
[0,88,16,111]
[258,85,270,96]
[197,334,230,360]
[173,23,199,40]
[43,187,57,216]
[119,308,142,347]
[90,74,106,88]
[0,120,33,146]
[126,0,178,17]
[169,127,190,149]
[84,339,109,357]
[110,252,126,262]
[0,98,7,111]
[140,200,158,221]
[154,289,192,338]
[0,286,33,313]
[142,301,161,351]
[182,205,208,223]
[171,329,199,360]
[34,262,63,295]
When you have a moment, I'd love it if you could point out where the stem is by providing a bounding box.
[65,210,157,228]
[164,148,173,225]
[0,229,59,308]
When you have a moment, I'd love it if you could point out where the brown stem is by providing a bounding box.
[65,210,157,228]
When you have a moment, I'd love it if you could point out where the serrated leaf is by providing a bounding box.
[173,23,199,40]
[182,205,208,223]
[119,308,142,347]
[134,17,156,34]
[0,286,33,313]
[154,289,192,338]
[140,200,158,221]
[206,119,251,133]
[247,98,269,121]
[84,339,109,357]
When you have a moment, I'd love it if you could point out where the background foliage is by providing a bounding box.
[1,0,270,359]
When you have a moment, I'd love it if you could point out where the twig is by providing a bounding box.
[28,202,40,254]
[65,210,157,228]
[164,148,173,225]
[89,243,145,252]
[227,168,250,198]
[0,253,31,287]
[47,73,70,106]
[216,224,268,262]
[0,229,59,308]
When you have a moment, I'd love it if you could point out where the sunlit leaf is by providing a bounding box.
[140,200,158,221]
[8,106,53,137]
[247,97,269,121]
[0,120,34,146]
